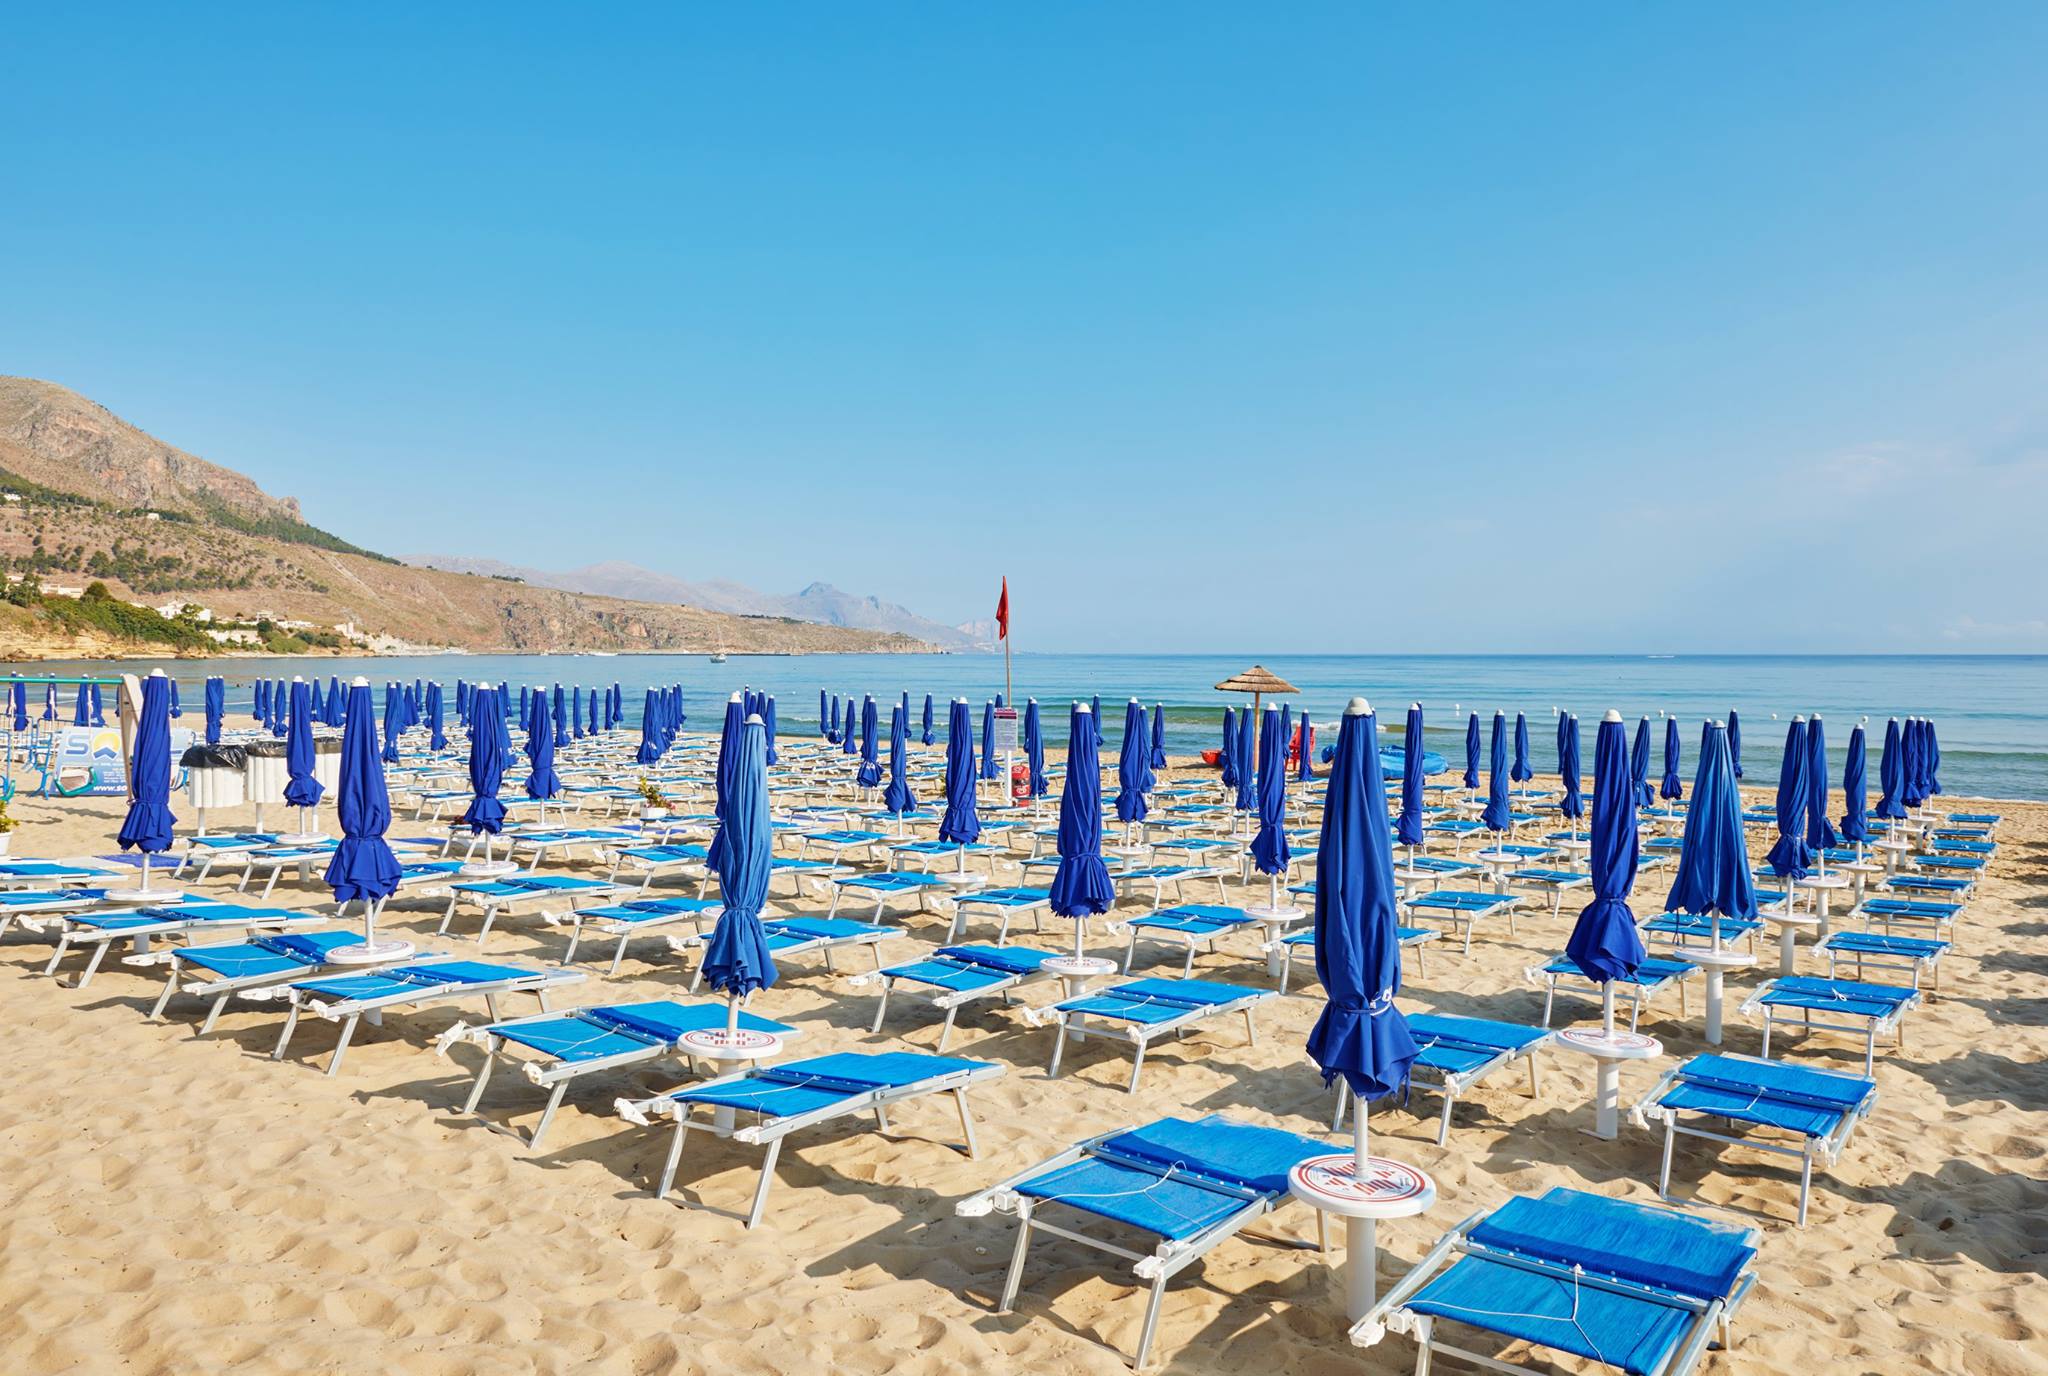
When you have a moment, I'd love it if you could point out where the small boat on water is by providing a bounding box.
[709,648,728,663]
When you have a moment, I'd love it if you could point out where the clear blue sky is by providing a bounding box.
[6,5,2045,653]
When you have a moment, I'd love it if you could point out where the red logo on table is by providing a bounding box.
[679,1028,779,1052]
[1295,1157,1429,1204]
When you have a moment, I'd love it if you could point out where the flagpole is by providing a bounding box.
[1003,577,1013,708]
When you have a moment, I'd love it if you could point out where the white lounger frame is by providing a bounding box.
[1025,987,1273,1093]
[249,965,586,1075]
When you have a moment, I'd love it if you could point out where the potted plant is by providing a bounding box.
[0,795,16,857]
[636,778,669,821]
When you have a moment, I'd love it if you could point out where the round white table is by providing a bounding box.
[327,939,415,966]
[1762,906,1820,976]
[1244,903,1305,976]
[677,1027,787,1131]
[1044,955,1118,1041]
[459,858,519,878]
[1288,1154,1437,1321]
[1794,871,1851,936]
[1690,945,1756,1045]
[1840,859,1885,907]
[1555,1027,1661,1139]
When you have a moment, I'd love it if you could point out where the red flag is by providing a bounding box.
[995,578,1009,640]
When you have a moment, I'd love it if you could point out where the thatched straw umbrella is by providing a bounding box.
[1213,664,1299,723]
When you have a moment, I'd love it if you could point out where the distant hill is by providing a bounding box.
[408,556,983,649]
[0,377,934,660]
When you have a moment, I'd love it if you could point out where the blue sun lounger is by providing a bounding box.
[796,828,891,864]
[605,842,708,890]
[34,899,321,987]
[0,858,125,889]
[1855,896,1961,939]
[678,915,892,988]
[1268,925,1438,991]
[956,1113,1331,1370]
[1741,975,1919,1073]
[617,1051,1003,1229]
[1117,863,1231,909]
[944,886,1053,944]
[1331,1011,1553,1144]
[1030,977,1272,1092]
[436,874,628,944]
[548,895,722,971]
[254,957,587,1075]
[860,942,1059,1049]
[171,834,283,881]
[148,929,410,1031]
[439,998,799,1150]
[826,869,956,919]
[1402,889,1523,954]
[1503,867,1593,919]
[0,886,112,937]
[1113,904,1261,976]
[1631,1052,1875,1227]
[1641,911,1762,954]
[1533,954,1699,1030]
[1817,930,1948,991]
[1353,1185,1760,1375]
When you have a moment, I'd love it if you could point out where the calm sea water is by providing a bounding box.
[10,652,2046,801]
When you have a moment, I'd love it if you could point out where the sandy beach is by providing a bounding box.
[1,763,2042,1376]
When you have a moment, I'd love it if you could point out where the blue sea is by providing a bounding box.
[11,652,2047,801]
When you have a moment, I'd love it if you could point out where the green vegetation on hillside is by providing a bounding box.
[5,577,214,651]
[188,494,396,563]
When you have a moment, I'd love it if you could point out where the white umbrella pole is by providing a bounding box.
[1348,1098,1376,1320]
[1602,981,1616,1037]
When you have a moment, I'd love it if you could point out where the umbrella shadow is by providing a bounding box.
[1894,1048,2048,1113]
[1870,1158,2048,1280]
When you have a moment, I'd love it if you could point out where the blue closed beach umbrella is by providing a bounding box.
[705,694,747,871]
[828,694,841,743]
[525,690,561,807]
[325,677,404,946]
[252,678,268,721]
[1307,698,1418,1148]
[883,703,914,816]
[1728,709,1743,778]
[551,685,567,747]
[1925,720,1941,796]
[636,689,662,765]
[168,678,182,719]
[571,686,584,740]
[1296,715,1315,782]
[73,683,91,727]
[518,685,530,727]
[10,682,27,734]
[1395,704,1426,848]
[1115,699,1152,827]
[818,689,829,738]
[1481,711,1511,832]
[1149,703,1167,770]
[1666,720,1755,924]
[428,683,447,752]
[1566,711,1645,997]
[1462,713,1480,791]
[700,712,778,1025]
[284,679,323,816]
[1250,705,1292,895]
[1874,717,1905,820]
[1233,706,1256,813]
[1901,718,1926,808]
[1805,716,1838,852]
[1629,717,1652,806]
[1840,723,1870,845]
[1559,714,1584,821]
[921,693,935,746]
[939,699,981,846]
[980,700,1000,781]
[327,676,343,724]
[1661,716,1683,802]
[857,696,882,788]
[90,681,105,726]
[461,686,509,849]
[203,677,225,744]
[1049,703,1115,957]
[842,695,860,756]
[1219,708,1239,792]
[1512,712,1532,784]
[1023,699,1047,798]
[1764,717,1813,879]
[42,683,56,722]
[1090,695,1102,743]
[761,695,778,764]
[381,684,401,764]
[117,673,179,889]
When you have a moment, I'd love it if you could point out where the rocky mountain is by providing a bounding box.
[0,377,933,659]
[407,556,981,649]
